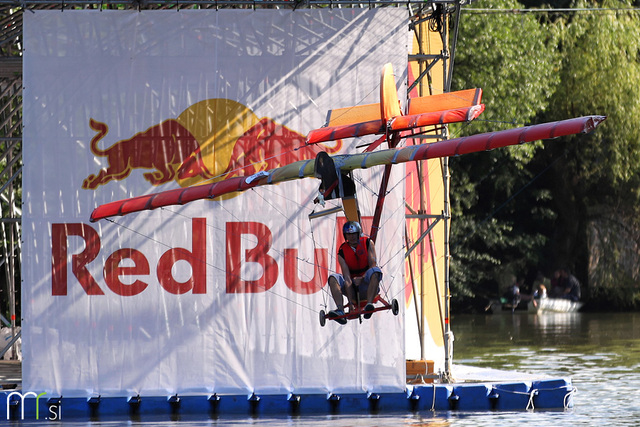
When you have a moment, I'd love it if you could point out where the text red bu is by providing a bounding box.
[51,219,328,296]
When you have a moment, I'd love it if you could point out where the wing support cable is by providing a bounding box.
[307,212,339,314]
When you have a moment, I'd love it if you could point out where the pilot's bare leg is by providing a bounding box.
[328,276,344,311]
[363,272,381,320]
[328,276,348,325]
[367,272,381,304]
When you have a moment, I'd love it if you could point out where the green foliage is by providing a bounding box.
[543,1,640,309]
[449,0,640,310]
[449,0,562,304]
[548,0,640,195]
[452,0,561,138]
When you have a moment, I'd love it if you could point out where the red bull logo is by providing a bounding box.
[70,99,343,298]
[82,118,213,189]
[82,98,342,193]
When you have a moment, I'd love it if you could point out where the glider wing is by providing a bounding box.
[90,115,605,222]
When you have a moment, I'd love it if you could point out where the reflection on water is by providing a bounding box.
[453,312,640,366]
[452,312,640,426]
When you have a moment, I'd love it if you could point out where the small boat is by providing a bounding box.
[536,297,583,313]
[489,297,583,314]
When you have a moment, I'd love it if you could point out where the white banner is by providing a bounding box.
[22,9,408,397]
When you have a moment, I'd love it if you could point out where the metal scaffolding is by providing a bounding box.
[0,0,465,372]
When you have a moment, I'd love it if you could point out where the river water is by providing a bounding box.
[15,311,640,426]
[449,311,640,426]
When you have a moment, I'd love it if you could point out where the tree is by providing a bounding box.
[542,0,640,308]
[449,0,562,308]
[449,0,640,310]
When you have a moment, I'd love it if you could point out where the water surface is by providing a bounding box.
[14,312,640,426]
[451,311,640,426]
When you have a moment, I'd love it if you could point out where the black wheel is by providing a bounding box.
[391,299,399,316]
[319,310,326,327]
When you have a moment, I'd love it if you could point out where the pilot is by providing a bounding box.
[327,221,382,324]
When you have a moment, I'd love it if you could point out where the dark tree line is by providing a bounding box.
[449,0,640,311]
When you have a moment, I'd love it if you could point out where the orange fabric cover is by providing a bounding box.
[327,103,381,127]
[407,88,482,115]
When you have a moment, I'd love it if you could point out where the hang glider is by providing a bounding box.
[90,114,605,222]
[87,62,606,330]
[90,63,605,223]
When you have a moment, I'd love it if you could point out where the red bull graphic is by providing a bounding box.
[82,118,213,189]
[23,9,411,401]
[223,117,312,179]
[71,99,344,300]
[82,98,342,192]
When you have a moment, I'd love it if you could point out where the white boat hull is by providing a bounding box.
[490,298,583,314]
[536,298,583,313]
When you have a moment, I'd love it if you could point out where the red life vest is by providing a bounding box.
[338,236,370,277]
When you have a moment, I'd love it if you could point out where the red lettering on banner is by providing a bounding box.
[283,248,328,294]
[158,217,207,294]
[52,223,104,296]
[51,218,207,296]
[51,219,329,296]
[104,248,149,296]
[226,221,278,293]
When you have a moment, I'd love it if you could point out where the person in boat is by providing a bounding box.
[559,268,581,302]
[531,272,549,300]
[528,283,547,309]
[536,284,548,299]
[549,269,565,297]
[327,221,382,324]
[503,276,523,308]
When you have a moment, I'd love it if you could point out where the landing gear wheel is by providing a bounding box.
[391,299,399,316]
[319,310,326,327]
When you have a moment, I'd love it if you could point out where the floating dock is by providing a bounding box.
[1,361,574,420]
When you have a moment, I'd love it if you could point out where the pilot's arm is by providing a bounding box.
[367,239,378,269]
